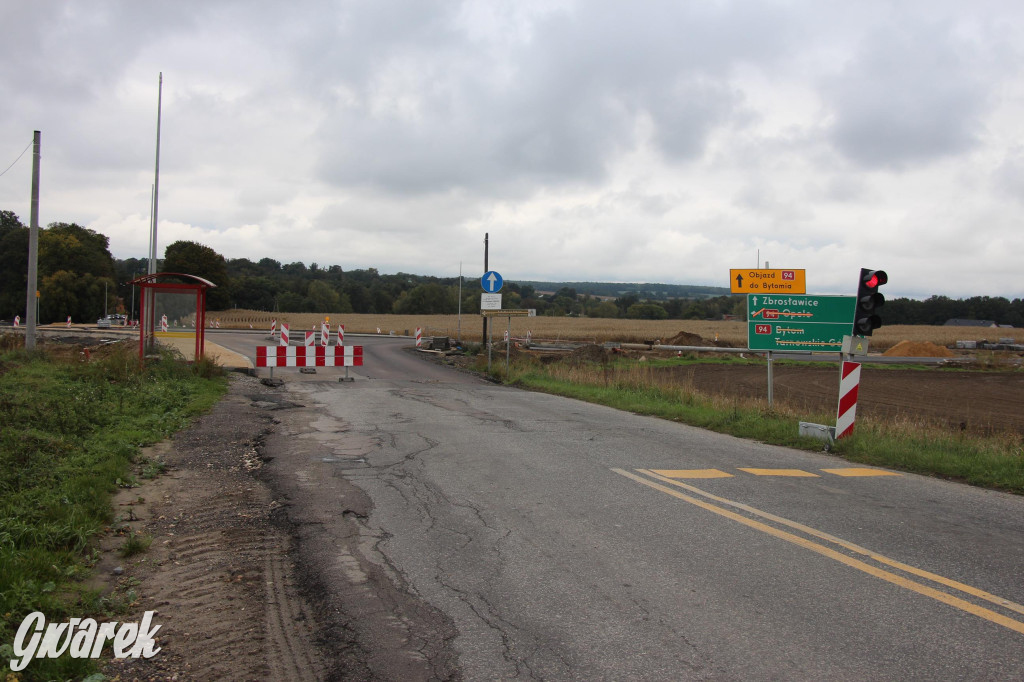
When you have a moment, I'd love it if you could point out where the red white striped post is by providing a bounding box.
[13,316,20,327]
[160,315,168,332]
[321,322,329,346]
[66,316,72,328]
[415,327,422,348]
[304,331,315,346]
[835,361,862,439]
[255,345,364,368]
[337,324,345,346]
[270,319,277,336]
[280,323,290,346]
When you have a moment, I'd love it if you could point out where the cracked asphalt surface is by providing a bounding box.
[222,334,1024,680]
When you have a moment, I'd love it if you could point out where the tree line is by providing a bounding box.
[1,210,1022,326]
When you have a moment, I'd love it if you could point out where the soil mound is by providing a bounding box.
[883,340,954,358]
[568,344,610,363]
[665,331,705,346]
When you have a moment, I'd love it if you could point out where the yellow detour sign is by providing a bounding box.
[730,269,806,294]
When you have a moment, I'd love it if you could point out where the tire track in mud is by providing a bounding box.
[104,375,327,681]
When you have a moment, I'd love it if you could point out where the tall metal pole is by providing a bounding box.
[149,73,162,275]
[457,261,462,345]
[25,131,41,350]
[144,74,163,354]
[482,233,488,345]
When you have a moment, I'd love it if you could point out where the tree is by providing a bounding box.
[307,280,352,313]
[0,212,27,318]
[393,283,454,314]
[162,241,231,309]
[626,302,668,320]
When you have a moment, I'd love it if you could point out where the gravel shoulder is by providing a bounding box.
[101,373,328,681]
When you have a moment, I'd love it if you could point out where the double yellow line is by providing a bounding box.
[613,468,1024,636]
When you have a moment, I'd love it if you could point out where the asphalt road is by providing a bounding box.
[215,331,1024,680]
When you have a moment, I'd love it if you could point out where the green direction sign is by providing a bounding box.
[747,294,854,352]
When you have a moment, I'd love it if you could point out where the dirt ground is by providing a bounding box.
[655,362,1024,435]
[101,374,330,681]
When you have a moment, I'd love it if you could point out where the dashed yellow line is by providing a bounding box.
[823,467,901,477]
[651,469,733,479]
[612,467,1024,635]
[739,468,819,477]
[652,467,901,479]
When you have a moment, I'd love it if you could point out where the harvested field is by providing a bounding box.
[619,362,1024,436]
[214,309,1024,353]
[213,309,1024,352]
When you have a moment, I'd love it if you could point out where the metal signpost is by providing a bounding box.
[746,293,854,407]
[481,271,503,371]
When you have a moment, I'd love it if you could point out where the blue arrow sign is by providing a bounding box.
[481,270,503,293]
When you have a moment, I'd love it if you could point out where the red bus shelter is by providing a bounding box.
[129,272,216,362]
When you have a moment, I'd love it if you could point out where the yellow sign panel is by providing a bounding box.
[729,269,806,294]
[481,309,534,317]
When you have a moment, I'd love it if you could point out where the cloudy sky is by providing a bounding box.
[2,0,1023,299]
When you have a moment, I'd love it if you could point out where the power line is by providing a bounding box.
[0,139,33,178]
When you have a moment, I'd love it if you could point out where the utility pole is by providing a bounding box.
[25,131,40,350]
[149,73,162,275]
[482,233,488,345]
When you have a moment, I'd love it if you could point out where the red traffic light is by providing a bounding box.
[862,270,887,289]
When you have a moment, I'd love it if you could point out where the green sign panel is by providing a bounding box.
[747,294,854,352]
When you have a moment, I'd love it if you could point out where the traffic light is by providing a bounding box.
[853,268,887,336]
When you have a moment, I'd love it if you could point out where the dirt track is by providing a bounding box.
[665,363,1024,435]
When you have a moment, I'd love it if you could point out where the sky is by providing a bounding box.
[2,0,1023,299]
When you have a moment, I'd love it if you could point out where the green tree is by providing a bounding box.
[0,211,27,318]
[307,280,352,313]
[588,301,619,318]
[162,241,231,309]
[393,283,454,314]
[626,302,669,320]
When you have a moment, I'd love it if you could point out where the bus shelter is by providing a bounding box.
[129,272,216,362]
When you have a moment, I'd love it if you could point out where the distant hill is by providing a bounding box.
[515,281,731,301]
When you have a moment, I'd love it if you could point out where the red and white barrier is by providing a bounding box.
[304,331,315,346]
[256,345,363,368]
[835,361,861,439]
[280,323,290,346]
[321,322,329,346]
[503,329,509,342]
[215,319,220,329]
[527,330,532,344]
[415,327,423,347]
[337,324,345,346]
[160,315,168,332]
[66,316,72,328]
[270,319,277,335]
[14,315,20,327]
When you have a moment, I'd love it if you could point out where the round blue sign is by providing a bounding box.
[481,271,503,293]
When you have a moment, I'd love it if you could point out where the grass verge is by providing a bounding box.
[0,336,227,681]
[506,360,1024,494]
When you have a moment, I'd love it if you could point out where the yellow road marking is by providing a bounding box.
[612,468,1024,635]
[638,468,1024,620]
[739,468,819,477]
[822,468,901,477]
[651,469,733,479]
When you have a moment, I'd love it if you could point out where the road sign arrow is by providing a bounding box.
[735,273,744,289]
[487,273,498,290]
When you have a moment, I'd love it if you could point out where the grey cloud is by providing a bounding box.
[822,21,989,168]
[306,0,794,194]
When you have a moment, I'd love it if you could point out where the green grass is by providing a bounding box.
[507,359,1024,494]
[0,336,226,680]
